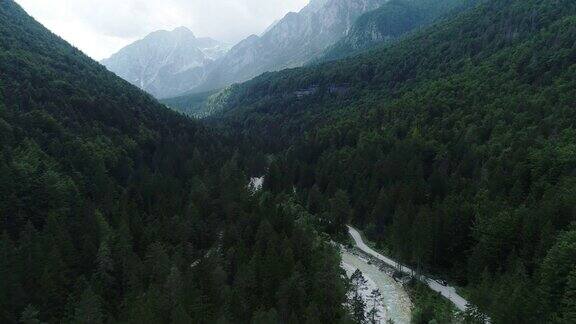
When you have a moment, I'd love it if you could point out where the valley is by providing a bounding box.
[2,0,576,323]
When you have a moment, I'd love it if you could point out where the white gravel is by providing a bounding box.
[249,176,264,191]
[341,249,412,324]
[348,226,469,311]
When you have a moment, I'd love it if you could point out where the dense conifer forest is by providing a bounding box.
[2,0,576,323]
[0,1,347,323]
[182,0,576,322]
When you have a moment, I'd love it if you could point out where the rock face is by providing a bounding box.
[191,0,387,93]
[322,0,479,61]
[101,27,229,98]
[328,0,424,57]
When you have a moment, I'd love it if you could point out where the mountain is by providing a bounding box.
[188,0,388,93]
[321,0,479,61]
[5,0,576,321]
[162,0,478,117]
[198,0,576,322]
[0,1,347,322]
[101,27,229,98]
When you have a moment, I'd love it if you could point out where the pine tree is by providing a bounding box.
[307,185,324,215]
[0,232,24,320]
[368,289,382,324]
[330,190,352,234]
[303,303,321,324]
[145,242,171,284]
[251,308,279,324]
[264,161,286,193]
[351,269,367,291]
[165,265,183,307]
[351,293,366,324]
[73,286,103,324]
[94,240,114,295]
[170,303,193,324]
[561,267,576,323]
[350,269,367,323]
[411,207,433,278]
[40,246,70,318]
[20,305,41,324]
[539,230,576,318]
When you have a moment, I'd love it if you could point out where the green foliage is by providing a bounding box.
[0,1,348,322]
[322,0,480,62]
[160,89,223,118]
[539,229,576,322]
[409,283,455,324]
[19,305,41,324]
[4,0,576,322]
[561,267,576,323]
[202,0,576,322]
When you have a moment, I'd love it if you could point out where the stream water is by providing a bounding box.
[341,249,412,324]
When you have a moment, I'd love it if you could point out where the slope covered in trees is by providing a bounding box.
[203,0,576,322]
[160,89,226,118]
[0,1,348,323]
[321,0,479,62]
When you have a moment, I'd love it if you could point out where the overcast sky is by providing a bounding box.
[14,0,310,60]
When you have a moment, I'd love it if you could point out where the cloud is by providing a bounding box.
[14,0,309,60]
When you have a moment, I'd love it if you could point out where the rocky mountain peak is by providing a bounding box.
[101,27,229,98]
[188,0,387,93]
[172,26,195,36]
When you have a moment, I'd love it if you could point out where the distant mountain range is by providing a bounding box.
[104,0,389,99]
[162,0,478,117]
[190,0,388,94]
[101,27,230,98]
[103,0,477,101]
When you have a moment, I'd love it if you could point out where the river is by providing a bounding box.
[341,247,412,324]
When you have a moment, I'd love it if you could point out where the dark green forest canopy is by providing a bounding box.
[3,0,576,322]
[160,88,225,118]
[199,0,576,322]
[0,1,347,323]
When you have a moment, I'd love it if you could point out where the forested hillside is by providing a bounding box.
[202,0,576,322]
[0,1,347,323]
[161,89,225,118]
[321,0,479,62]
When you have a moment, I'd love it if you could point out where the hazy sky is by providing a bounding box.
[14,0,310,60]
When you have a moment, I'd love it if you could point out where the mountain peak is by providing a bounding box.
[101,25,230,98]
[188,0,387,93]
[300,0,330,14]
[172,26,195,37]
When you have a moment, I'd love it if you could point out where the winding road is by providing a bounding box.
[348,226,470,311]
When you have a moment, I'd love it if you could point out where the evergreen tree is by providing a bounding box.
[251,308,279,324]
[72,287,103,324]
[170,304,193,324]
[330,190,352,235]
[540,230,576,319]
[351,293,366,324]
[20,305,41,324]
[368,289,382,324]
[94,240,114,296]
[350,269,367,323]
[561,267,576,323]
